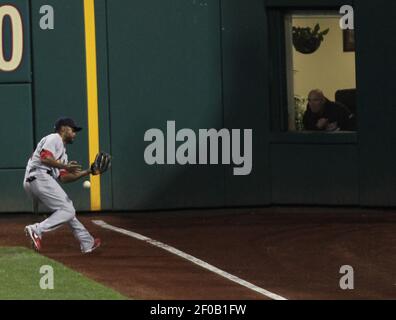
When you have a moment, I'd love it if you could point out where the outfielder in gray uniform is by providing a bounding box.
[24,118,100,254]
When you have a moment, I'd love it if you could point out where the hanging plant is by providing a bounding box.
[292,24,329,54]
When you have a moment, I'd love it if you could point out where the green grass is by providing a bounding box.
[0,247,127,300]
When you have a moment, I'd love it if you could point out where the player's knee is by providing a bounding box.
[68,208,76,219]
[62,197,75,219]
[63,205,76,220]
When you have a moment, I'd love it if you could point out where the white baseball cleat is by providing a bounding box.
[24,225,42,252]
[82,238,101,254]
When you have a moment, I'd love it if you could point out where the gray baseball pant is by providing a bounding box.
[23,171,94,252]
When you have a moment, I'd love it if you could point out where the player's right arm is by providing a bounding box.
[58,167,91,184]
[40,150,82,173]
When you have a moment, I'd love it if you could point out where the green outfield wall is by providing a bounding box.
[0,0,393,212]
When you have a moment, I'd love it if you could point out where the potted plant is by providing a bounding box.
[292,24,329,54]
[294,95,307,131]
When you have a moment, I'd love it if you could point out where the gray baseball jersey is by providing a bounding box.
[25,133,67,179]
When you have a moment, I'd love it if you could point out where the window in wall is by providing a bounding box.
[284,11,357,132]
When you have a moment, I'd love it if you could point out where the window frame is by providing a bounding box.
[266,3,357,144]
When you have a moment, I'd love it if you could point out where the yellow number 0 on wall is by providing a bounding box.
[0,5,23,72]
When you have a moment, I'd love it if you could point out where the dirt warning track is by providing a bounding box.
[1,207,396,299]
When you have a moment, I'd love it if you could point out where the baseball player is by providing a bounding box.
[23,117,101,254]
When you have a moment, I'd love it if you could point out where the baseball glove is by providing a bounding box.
[90,152,112,175]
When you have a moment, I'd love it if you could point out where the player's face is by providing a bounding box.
[64,126,77,144]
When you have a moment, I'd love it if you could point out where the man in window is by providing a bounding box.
[303,89,355,131]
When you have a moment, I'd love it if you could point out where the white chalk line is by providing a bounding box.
[92,219,287,300]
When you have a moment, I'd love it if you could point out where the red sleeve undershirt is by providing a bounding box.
[40,149,54,160]
[59,170,68,177]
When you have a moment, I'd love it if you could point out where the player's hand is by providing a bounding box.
[316,118,329,129]
[90,152,112,176]
[65,161,82,173]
